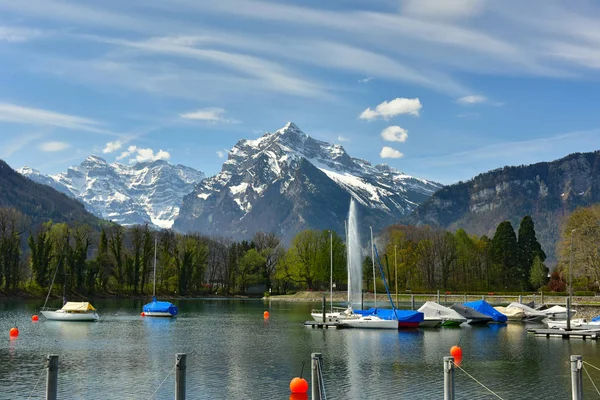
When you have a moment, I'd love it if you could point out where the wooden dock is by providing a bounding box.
[528,328,600,340]
[304,321,346,329]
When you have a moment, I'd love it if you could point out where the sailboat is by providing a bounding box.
[41,258,100,322]
[142,237,178,317]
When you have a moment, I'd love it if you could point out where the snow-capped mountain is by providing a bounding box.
[174,122,442,242]
[19,156,204,228]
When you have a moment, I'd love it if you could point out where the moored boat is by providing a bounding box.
[143,238,177,318]
[450,304,493,325]
[340,308,424,329]
[546,318,600,330]
[505,302,546,321]
[494,306,525,321]
[464,300,507,323]
[418,302,467,327]
[41,302,100,322]
[537,305,576,320]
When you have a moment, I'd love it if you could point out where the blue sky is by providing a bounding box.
[0,0,599,184]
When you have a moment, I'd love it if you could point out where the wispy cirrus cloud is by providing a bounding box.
[337,135,350,142]
[360,98,422,120]
[0,103,111,134]
[0,132,45,158]
[180,108,237,123]
[456,95,486,105]
[39,141,70,152]
[0,26,44,42]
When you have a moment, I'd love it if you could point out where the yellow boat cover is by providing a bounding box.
[61,302,96,311]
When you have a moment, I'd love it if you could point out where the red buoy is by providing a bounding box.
[450,345,463,357]
[290,377,308,394]
[32,315,39,322]
[9,327,19,337]
[141,312,146,317]
[263,311,270,319]
[290,393,309,400]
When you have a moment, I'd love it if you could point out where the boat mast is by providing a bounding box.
[345,219,350,307]
[153,235,157,298]
[330,230,333,314]
[371,226,376,310]
[62,255,66,305]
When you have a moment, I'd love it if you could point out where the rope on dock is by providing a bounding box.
[316,356,327,400]
[453,362,506,400]
[584,361,600,373]
[583,365,600,397]
[147,363,176,399]
[26,368,46,400]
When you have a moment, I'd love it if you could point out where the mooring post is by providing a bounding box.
[519,295,523,304]
[443,356,455,400]
[570,355,583,400]
[322,295,326,323]
[361,291,364,310]
[464,293,467,303]
[411,294,415,310]
[482,294,485,300]
[437,290,440,304]
[176,353,186,400]
[533,294,536,305]
[567,298,572,331]
[311,353,323,400]
[46,354,58,400]
[444,293,447,305]
[541,291,544,305]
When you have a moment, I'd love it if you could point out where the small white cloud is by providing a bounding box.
[216,150,228,158]
[358,77,373,84]
[116,145,170,163]
[402,0,486,19]
[337,135,350,142]
[180,107,237,123]
[380,146,404,159]
[381,126,408,143]
[359,98,422,120]
[39,141,70,152]
[457,95,487,105]
[103,140,122,154]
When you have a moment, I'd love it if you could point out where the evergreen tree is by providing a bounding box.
[490,221,520,290]
[517,216,546,289]
[529,255,549,290]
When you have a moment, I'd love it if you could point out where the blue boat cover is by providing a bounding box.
[353,308,424,323]
[463,300,507,323]
[592,316,600,322]
[143,297,178,316]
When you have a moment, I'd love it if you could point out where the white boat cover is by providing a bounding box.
[61,302,96,311]
[418,302,467,323]
[541,305,577,315]
[506,302,546,318]
[494,306,525,320]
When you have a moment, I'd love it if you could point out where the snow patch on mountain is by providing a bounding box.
[19,156,204,228]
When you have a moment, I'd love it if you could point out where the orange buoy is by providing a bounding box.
[453,355,463,367]
[290,377,308,394]
[141,312,146,317]
[290,393,309,400]
[450,345,462,357]
[32,315,39,322]
[9,327,19,337]
[263,311,270,318]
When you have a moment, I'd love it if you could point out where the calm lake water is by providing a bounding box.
[1,298,600,399]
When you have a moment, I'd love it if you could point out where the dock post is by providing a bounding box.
[567,298,571,331]
[176,353,186,400]
[464,293,467,303]
[443,356,455,400]
[411,294,415,310]
[361,291,364,310]
[519,295,523,304]
[533,294,536,305]
[46,354,58,400]
[541,291,544,305]
[570,355,583,400]
[482,294,485,300]
[437,290,440,304]
[311,353,323,400]
[322,295,326,323]
[444,293,447,305]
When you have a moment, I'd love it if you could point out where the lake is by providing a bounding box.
[1,298,600,399]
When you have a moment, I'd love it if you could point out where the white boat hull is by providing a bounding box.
[144,311,175,317]
[546,319,600,330]
[41,310,99,322]
[420,318,442,328]
[340,317,399,329]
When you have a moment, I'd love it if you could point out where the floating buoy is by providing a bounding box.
[289,393,309,400]
[290,377,308,394]
[32,315,39,322]
[141,312,146,317]
[263,311,270,318]
[9,327,19,337]
[450,345,462,357]
[453,355,463,367]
